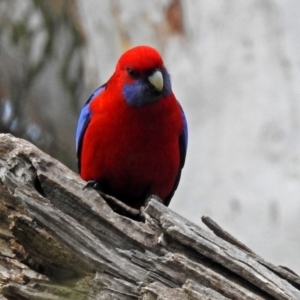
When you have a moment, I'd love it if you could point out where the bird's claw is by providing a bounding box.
[83,180,102,191]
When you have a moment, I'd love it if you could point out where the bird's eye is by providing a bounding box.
[127,68,139,79]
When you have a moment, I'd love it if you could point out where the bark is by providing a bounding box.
[0,133,299,300]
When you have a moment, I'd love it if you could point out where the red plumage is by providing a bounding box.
[78,46,186,208]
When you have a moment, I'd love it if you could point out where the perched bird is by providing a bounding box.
[76,45,187,209]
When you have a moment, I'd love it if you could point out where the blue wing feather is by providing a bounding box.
[165,102,188,206]
[76,85,106,171]
[180,104,188,168]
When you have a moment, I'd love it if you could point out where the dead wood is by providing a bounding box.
[0,133,299,299]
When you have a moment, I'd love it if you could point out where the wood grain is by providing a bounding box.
[0,133,299,299]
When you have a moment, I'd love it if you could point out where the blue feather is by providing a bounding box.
[164,102,187,206]
[180,104,188,167]
[76,85,105,156]
[122,69,171,107]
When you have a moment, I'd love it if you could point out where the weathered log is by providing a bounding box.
[0,133,299,300]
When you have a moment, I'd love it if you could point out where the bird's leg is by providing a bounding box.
[82,180,143,221]
[83,180,102,191]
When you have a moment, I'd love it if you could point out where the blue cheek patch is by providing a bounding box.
[122,70,172,107]
[123,81,145,107]
[163,70,171,96]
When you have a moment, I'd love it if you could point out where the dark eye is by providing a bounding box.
[127,68,139,79]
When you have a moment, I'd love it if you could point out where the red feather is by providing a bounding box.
[79,46,185,208]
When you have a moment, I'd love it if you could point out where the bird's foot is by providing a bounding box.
[83,180,102,191]
[82,181,144,221]
[144,194,164,207]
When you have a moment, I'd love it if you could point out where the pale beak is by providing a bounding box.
[148,70,164,91]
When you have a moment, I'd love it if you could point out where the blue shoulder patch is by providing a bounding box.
[76,85,105,156]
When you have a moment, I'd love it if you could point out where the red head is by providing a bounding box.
[116,45,164,72]
[111,45,172,107]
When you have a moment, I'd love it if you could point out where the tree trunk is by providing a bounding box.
[0,133,299,299]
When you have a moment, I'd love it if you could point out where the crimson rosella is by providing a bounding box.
[76,45,187,209]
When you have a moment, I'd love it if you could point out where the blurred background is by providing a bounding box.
[1,0,300,273]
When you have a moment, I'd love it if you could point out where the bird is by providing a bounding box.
[76,45,187,209]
